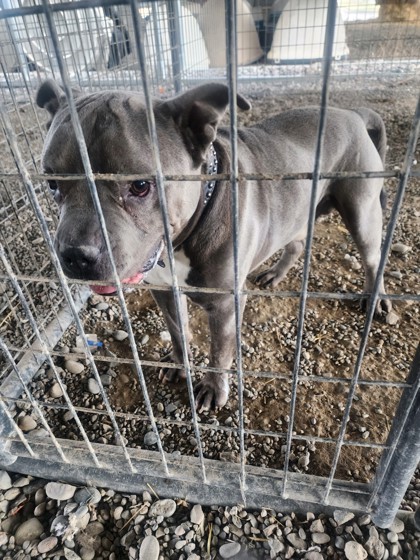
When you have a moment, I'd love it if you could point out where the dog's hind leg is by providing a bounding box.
[151,290,192,383]
[254,239,305,288]
[334,179,391,315]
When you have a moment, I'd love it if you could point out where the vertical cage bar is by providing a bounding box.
[225,0,246,501]
[281,0,336,499]
[129,0,207,482]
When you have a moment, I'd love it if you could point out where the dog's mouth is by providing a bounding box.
[89,240,164,296]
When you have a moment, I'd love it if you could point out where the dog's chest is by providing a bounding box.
[145,248,192,287]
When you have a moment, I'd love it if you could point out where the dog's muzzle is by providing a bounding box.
[90,239,164,295]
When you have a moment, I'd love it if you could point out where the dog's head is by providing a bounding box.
[36,80,250,293]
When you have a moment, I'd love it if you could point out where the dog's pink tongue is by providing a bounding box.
[89,272,144,295]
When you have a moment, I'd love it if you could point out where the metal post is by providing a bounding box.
[166,0,182,93]
[370,344,420,527]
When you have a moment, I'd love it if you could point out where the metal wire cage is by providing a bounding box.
[0,0,419,534]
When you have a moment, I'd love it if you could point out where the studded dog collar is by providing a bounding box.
[204,143,218,205]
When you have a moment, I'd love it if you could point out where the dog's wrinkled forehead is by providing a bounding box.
[42,90,154,173]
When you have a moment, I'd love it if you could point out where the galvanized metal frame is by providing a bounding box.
[0,0,419,529]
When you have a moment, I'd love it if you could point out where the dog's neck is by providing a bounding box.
[173,143,219,249]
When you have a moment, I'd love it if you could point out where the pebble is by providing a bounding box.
[45,482,77,501]
[219,542,242,558]
[18,415,37,432]
[310,519,324,533]
[74,487,101,505]
[344,541,368,560]
[365,533,385,560]
[387,530,398,543]
[38,536,58,553]
[160,330,171,342]
[305,552,323,560]
[64,360,85,374]
[391,242,411,255]
[149,499,177,518]
[14,518,44,545]
[50,382,63,398]
[0,532,8,546]
[141,335,149,345]
[0,471,12,490]
[96,302,109,311]
[87,378,100,394]
[80,548,95,560]
[190,504,204,525]
[389,517,405,533]
[113,330,128,341]
[386,310,400,325]
[287,532,307,549]
[312,532,330,544]
[333,510,355,526]
[139,535,160,560]
[144,432,158,446]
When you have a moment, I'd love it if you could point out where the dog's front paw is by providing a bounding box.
[158,353,187,384]
[194,374,229,411]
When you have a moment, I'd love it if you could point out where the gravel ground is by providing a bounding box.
[0,470,419,560]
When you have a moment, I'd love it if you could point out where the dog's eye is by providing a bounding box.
[48,180,58,193]
[129,180,152,198]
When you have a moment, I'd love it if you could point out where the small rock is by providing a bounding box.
[4,487,20,501]
[96,302,109,311]
[45,482,77,501]
[74,487,101,505]
[335,536,345,549]
[65,360,84,374]
[160,331,171,342]
[286,533,307,549]
[365,534,385,560]
[87,378,100,394]
[144,432,158,446]
[114,330,128,341]
[139,535,160,560]
[305,552,323,560]
[14,518,44,545]
[386,311,400,325]
[389,517,404,533]
[309,519,324,533]
[358,514,371,526]
[149,499,176,518]
[18,415,37,432]
[391,243,411,255]
[0,471,12,490]
[219,542,241,558]
[80,548,95,560]
[13,476,30,487]
[312,532,330,544]
[0,532,8,546]
[333,510,355,526]
[50,382,63,398]
[344,541,368,560]
[64,549,82,560]
[141,335,150,345]
[386,531,398,543]
[190,504,204,525]
[38,536,58,553]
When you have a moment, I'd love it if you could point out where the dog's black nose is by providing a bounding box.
[60,246,100,278]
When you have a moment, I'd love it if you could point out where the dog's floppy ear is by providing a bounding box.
[36,79,81,118]
[163,83,251,165]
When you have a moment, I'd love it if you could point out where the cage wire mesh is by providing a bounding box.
[0,0,419,529]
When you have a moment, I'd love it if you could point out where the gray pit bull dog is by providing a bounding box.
[36,80,390,410]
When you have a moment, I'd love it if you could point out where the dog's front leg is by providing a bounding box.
[194,293,247,410]
[151,290,192,382]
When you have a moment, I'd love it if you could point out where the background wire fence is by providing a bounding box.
[0,0,419,529]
